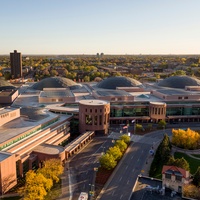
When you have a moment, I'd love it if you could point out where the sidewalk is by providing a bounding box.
[141,142,160,177]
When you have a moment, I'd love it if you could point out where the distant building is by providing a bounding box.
[162,165,190,193]
[10,50,22,79]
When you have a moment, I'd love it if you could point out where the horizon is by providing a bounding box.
[1,0,200,55]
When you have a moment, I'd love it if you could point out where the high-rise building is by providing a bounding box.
[10,50,22,79]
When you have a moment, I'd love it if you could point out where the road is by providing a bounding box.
[97,129,172,200]
[68,137,113,200]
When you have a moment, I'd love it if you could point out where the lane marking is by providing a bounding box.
[131,156,133,160]
[120,194,123,199]
[127,180,129,184]
[112,191,115,196]
[119,176,122,181]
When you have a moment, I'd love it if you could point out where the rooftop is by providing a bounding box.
[0,110,71,145]
[40,90,74,98]
[157,89,197,95]
[96,90,131,97]
[0,152,12,162]
[157,76,200,89]
[33,143,64,155]
[0,107,18,115]
[79,99,109,106]
[132,176,182,200]
[96,76,143,89]
[31,77,78,90]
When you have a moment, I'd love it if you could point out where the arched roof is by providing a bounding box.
[96,76,143,89]
[31,77,78,90]
[157,76,200,89]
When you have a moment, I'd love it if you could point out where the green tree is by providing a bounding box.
[173,70,186,76]
[107,146,122,161]
[167,157,190,171]
[193,166,200,187]
[114,140,127,153]
[120,135,131,144]
[149,134,171,177]
[19,170,53,200]
[135,124,143,132]
[37,159,64,183]
[99,153,117,170]
[83,76,90,82]
[157,120,166,129]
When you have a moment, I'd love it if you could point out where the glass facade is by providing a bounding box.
[110,107,149,117]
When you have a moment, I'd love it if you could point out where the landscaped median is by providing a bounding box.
[95,135,131,198]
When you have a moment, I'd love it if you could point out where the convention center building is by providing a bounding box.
[1,75,200,193]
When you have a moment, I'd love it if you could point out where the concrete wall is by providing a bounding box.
[0,153,17,194]
[0,108,20,127]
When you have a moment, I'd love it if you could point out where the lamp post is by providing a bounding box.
[89,184,95,199]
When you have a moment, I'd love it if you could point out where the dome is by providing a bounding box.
[31,77,78,90]
[96,76,143,89]
[0,78,16,91]
[157,76,200,89]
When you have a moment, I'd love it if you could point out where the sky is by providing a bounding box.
[0,0,200,55]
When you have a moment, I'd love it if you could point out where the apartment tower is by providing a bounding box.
[10,50,22,78]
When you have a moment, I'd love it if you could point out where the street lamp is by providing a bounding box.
[89,184,95,198]
[101,146,105,155]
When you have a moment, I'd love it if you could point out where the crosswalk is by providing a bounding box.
[108,132,143,142]
[108,131,162,145]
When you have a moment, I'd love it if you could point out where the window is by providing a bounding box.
[99,115,102,125]
[184,97,188,99]
[85,115,92,125]
[175,175,182,181]
[94,116,97,125]
[165,173,171,179]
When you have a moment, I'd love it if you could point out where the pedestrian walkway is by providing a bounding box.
[140,142,160,177]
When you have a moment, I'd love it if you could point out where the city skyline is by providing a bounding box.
[1,0,200,55]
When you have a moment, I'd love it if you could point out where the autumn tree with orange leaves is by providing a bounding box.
[172,128,200,150]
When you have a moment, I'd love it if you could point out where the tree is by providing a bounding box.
[172,128,200,149]
[50,69,58,76]
[19,170,53,200]
[183,184,200,199]
[167,157,190,171]
[83,76,90,82]
[107,146,122,161]
[193,166,200,187]
[120,135,130,144]
[157,120,166,129]
[99,153,117,170]
[149,134,172,177]
[172,70,186,76]
[37,159,64,183]
[114,140,127,153]
[135,124,143,132]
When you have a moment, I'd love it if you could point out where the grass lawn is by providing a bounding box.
[191,154,200,159]
[174,152,200,174]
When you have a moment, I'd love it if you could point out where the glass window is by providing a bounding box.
[165,173,171,179]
